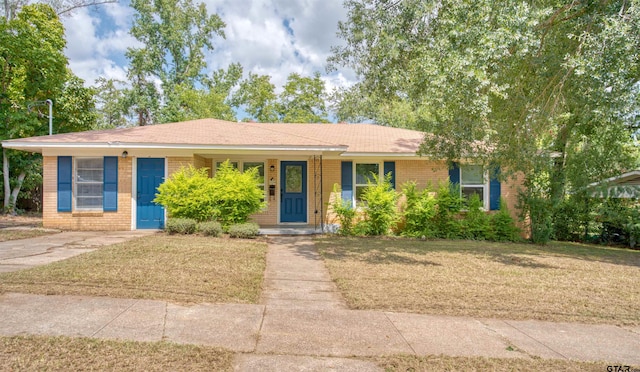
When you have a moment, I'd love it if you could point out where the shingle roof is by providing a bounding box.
[2,118,425,154]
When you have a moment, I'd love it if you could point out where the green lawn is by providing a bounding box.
[317,237,640,325]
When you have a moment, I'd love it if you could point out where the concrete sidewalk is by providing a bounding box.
[0,230,157,273]
[0,236,639,370]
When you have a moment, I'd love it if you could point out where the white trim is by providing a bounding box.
[587,170,640,188]
[73,157,104,212]
[131,157,137,231]
[164,158,168,227]
[354,161,383,205]
[459,165,489,210]
[2,141,348,152]
[340,152,418,158]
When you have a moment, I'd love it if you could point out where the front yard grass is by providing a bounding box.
[0,335,233,371]
[317,237,640,325]
[0,229,58,242]
[0,235,267,304]
[375,354,611,372]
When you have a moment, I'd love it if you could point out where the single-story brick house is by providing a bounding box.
[1,119,522,231]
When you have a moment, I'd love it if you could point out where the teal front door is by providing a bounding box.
[280,161,307,223]
[137,158,165,229]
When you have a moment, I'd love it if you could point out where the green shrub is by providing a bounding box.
[433,182,464,239]
[198,221,223,237]
[154,165,218,222]
[401,181,437,238]
[329,184,357,235]
[490,198,521,242]
[211,160,266,227]
[462,194,490,240]
[228,222,260,239]
[165,218,197,234]
[359,173,398,236]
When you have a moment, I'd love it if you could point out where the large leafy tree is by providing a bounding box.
[1,4,68,213]
[125,0,225,125]
[233,72,329,123]
[1,4,95,213]
[330,0,640,203]
[93,77,128,129]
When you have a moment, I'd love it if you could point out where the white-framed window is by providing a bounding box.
[242,162,265,191]
[74,157,103,210]
[355,162,380,202]
[215,160,266,198]
[460,164,488,208]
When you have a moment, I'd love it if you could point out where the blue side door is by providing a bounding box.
[280,161,307,223]
[137,158,165,229]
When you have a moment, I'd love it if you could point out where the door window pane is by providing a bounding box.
[285,165,302,193]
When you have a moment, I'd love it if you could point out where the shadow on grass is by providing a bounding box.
[315,236,640,269]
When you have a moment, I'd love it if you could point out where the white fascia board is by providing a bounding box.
[339,152,421,158]
[2,141,349,153]
[587,170,640,188]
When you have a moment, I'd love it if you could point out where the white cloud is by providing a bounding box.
[62,0,357,97]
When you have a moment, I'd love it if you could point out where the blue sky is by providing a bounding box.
[61,0,356,95]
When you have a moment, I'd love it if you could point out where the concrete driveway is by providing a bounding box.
[0,230,157,273]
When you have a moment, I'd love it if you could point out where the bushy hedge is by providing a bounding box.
[198,221,223,237]
[358,173,398,236]
[154,161,265,228]
[228,222,260,239]
[165,218,198,234]
[154,165,217,222]
[329,184,357,236]
[333,180,521,242]
[211,161,266,227]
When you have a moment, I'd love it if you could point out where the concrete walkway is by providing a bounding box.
[1,236,639,371]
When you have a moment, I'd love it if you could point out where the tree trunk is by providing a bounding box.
[9,171,25,215]
[3,148,10,213]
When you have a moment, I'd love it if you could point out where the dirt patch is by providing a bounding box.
[0,213,42,229]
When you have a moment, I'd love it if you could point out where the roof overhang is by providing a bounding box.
[1,141,349,155]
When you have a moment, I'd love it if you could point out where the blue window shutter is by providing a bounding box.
[57,156,72,212]
[449,162,460,185]
[341,161,353,207]
[103,157,118,211]
[489,166,501,211]
[383,161,396,190]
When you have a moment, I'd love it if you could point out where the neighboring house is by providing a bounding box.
[586,170,640,199]
[1,119,522,231]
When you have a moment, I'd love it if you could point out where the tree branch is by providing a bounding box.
[56,0,118,16]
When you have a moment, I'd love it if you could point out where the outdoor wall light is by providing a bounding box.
[121,151,128,158]
[270,165,275,171]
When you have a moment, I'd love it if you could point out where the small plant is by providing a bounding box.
[359,173,398,236]
[165,218,197,234]
[401,181,437,238]
[228,222,260,239]
[490,198,521,242]
[462,193,490,240]
[198,221,223,237]
[329,184,357,235]
[433,182,464,239]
